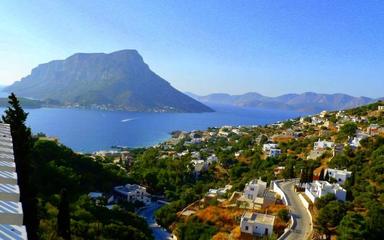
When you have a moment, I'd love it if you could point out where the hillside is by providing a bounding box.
[5,50,213,113]
[188,92,378,112]
[130,101,384,239]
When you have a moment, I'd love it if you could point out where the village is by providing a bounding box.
[88,103,384,239]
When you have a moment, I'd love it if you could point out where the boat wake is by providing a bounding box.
[121,118,135,122]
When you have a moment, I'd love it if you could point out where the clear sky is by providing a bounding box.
[0,1,383,97]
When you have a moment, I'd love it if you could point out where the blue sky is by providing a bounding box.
[0,1,383,97]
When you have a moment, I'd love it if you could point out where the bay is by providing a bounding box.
[0,104,306,152]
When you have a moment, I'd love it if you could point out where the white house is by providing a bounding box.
[349,132,369,148]
[191,151,201,159]
[240,212,275,236]
[207,154,218,165]
[112,184,151,205]
[88,192,103,200]
[378,106,384,111]
[320,110,328,118]
[326,168,352,184]
[305,181,347,203]
[269,148,282,157]
[314,139,335,150]
[263,143,281,157]
[206,185,232,198]
[191,159,208,176]
[263,143,278,152]
[244,178,267,201]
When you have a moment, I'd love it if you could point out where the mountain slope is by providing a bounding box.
[188,92,378,112]
[5,50,213,113]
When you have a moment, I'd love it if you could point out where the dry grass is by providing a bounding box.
[195,206,243,232]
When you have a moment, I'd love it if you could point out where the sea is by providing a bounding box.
[0,103,307,153]
[0,95,306,240]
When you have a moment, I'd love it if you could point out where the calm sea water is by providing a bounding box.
[0,104,305,152]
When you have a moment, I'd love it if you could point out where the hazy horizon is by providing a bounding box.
[1,1,383,98]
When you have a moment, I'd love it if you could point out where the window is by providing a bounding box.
[245,226,248,231]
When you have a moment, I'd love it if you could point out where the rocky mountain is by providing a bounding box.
[187,92,379,112]
[5,50,213,113]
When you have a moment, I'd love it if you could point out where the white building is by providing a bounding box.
[240,212,275,236]
[304,181,347,203]
[320,110,328,118]
[326,168,352,184]
[244,178,267,201]
[191,151,201,159]
[378,106,384,111]
[314,139,335,150]
[88,192,103,200]
[349,132,369,148]
[263,143,281,157]
[263,143,278,152]
[206,185,232,198]
[112,184,151,205]
[191,159,208,175]
[269,148,282,157]
[0,124,27,239]
[207,154,218,164]
[0,201,24,225]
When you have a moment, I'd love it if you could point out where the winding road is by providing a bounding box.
[138,202,174,240]
[278,180,312,240]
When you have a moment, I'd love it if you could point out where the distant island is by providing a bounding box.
[4,50,213,113]
[187,92,383,112]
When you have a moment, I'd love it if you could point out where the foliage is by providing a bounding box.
[277,208,290,222]
[338,122,357,141]
[315,193,336,209]
[337,212,368,240]
[316,201,347,236]
[57,189,71,239]
[176,217,218,240]
[1,94,152,239]
[2,93,39,239]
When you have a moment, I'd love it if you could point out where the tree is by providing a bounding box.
[58,188,71,239]
[337,212,368,240]
[316,201,347,238]
[283,161,295,179]
[338,122,357,141]
[307,166,314,183]
[2,93,38,239]
[319,168,325,180]
[277,208,290,222]
[299,168,307,185]
[315,193,336,209]
[366,203,384,239]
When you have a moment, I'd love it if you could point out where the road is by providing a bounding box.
[138,202,174,240]
[278,180,312,240]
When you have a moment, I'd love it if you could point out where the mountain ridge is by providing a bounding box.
[5,50,213,113]
[186,91,381,112]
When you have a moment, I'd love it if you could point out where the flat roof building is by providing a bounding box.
[240,212,275,236]
[0,123,27,239]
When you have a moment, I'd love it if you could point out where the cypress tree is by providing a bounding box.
[300,168,306,185]
[57,188,71,239]
[2,93,38,239]
[307,166,314,183]
[319,168,325,180]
